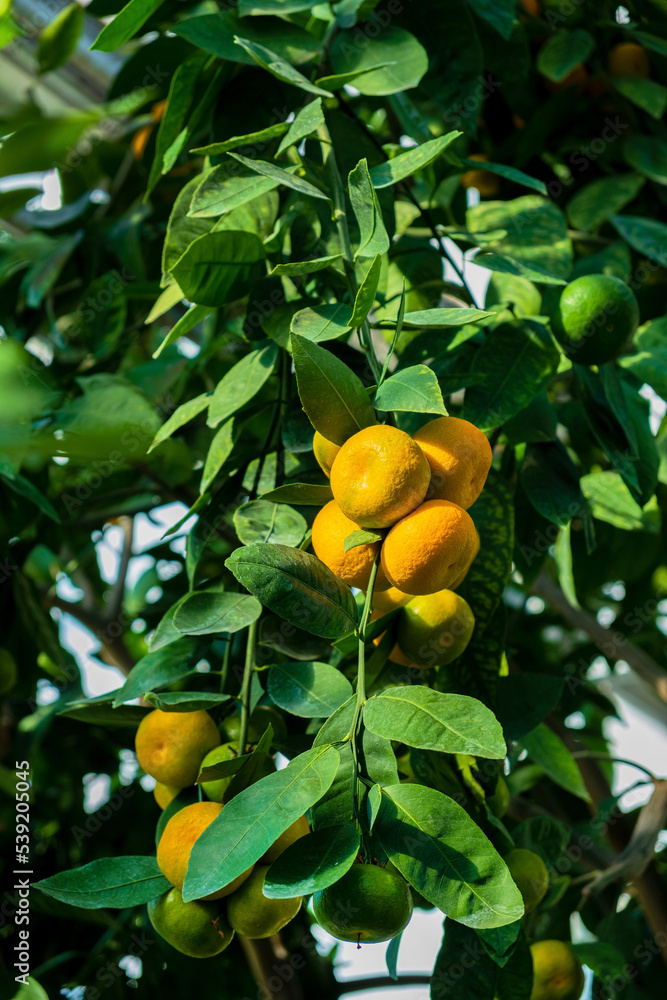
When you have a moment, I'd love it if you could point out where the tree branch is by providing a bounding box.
[46,595,135,677]
[338,975,431,993]
[107,516,133,623]
[532,571,667,704]
[238,937,303,1000]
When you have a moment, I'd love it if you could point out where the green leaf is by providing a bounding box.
[620,316,667,399]
[369,132,462,189]
[520,440,584,527]
[468,196,572,281]
[580,472,660,533]
[173,591,262,636]
[264,824,360,899]
[0,462,60,523]
[190,165,281,218]
[330,26,427,96]
[460,159,547,196]
[290,303,354,343]
[567,175,645,232]
[344,529,383,552]
[398,307,494,327]
[614,76,667,119]
[276,98,325,156]
[624,134,667,185]
[610,214,667,267]
[112,637,205,706]
[233,500,307,546]
[626,29,667,58]
[536,28,594,82]
[378,784,524,928]
[465,0,514,39]
[200,417,237,494]
[238,0,315,14]
[148,393,210,453]
[348,158,390,260]
[144,691,232,712]
[462,469,514,635]
[56,699,148,728]
[268,662,353,718]
[473,252,567,286]
[234,36,333,98]
[225,543,358,639]
[432,921,497,999]
[171,231,266,308]
[38,3,84,73]
[464,321,559,432]
[291,334,376,444]
[182,745,340,901]
[364,686,506,759]
[496,673,564,742]
[0,114,99,177]
[373,365,447,415]
[153,304,211,360]
[259,483,333,505]
[35,857,170,909]
[191,122,289,156]
[316,63,398,92]
[175,12,321,66]
[351,253,382,328]
[521,724,590,800]
[92,0,163,52]
[198,753,254,784]
[208,343,278,428]
[146,54,208,196]
[227,151,330,202]
[271,255,343,277]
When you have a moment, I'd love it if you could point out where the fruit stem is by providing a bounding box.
[350,555,379,825]
[238,620,258,755]
[319,125,383,385]
[220,633,231,693]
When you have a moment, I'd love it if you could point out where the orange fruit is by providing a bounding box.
[608,42,650,78]
[413,416,492,510]
[461,154,500,198]
[154,782,182,810]
[260,815,309,863]
[313,431,341,478]
[330,425,430,529]
[157,801,253,901]
[381,500,478,596]
[135,709,221,787]
[449,528,480,589]
[312,500,381,590]
[395,589,475,668]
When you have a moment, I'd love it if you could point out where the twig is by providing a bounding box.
[532,571,667,703]
[107,516,133,622]
[339,975,431,992]
[238,621,257,754]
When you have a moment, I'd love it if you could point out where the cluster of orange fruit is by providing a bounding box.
[311,416,492,669]
[135,708,309,957]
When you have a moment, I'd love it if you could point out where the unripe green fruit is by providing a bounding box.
[552,274,639,366]
[147,888,234,958]
[226,866,302,939]
[313,864,413,944]
[505,848,549,913]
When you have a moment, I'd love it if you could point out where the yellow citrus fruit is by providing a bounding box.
[313,863,413,944]
[330,425,431,529]
[608,42,650,78]
[381,500,478,596]
[487,775,510,818]
[0,648,17,694]
[395,589,475,668]
[135,709,220,787]
[312,500,381,590]
[529,940,585,1000]
[313,431,341,478]
[372,586,412,614]
[199,743,238,804]
[154,782,182,810]
[461,154,500,197]
[552,274,639,365]
[413,416,492,510]
[157,801,253,901]
[148,887,234,958]
[226,865,302,938]
[504,848,549,913]
[261,815,310,863]
[520,0,541,15]
[449,527,480,590]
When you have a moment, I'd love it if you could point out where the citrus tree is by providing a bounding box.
[2,0,667,998]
